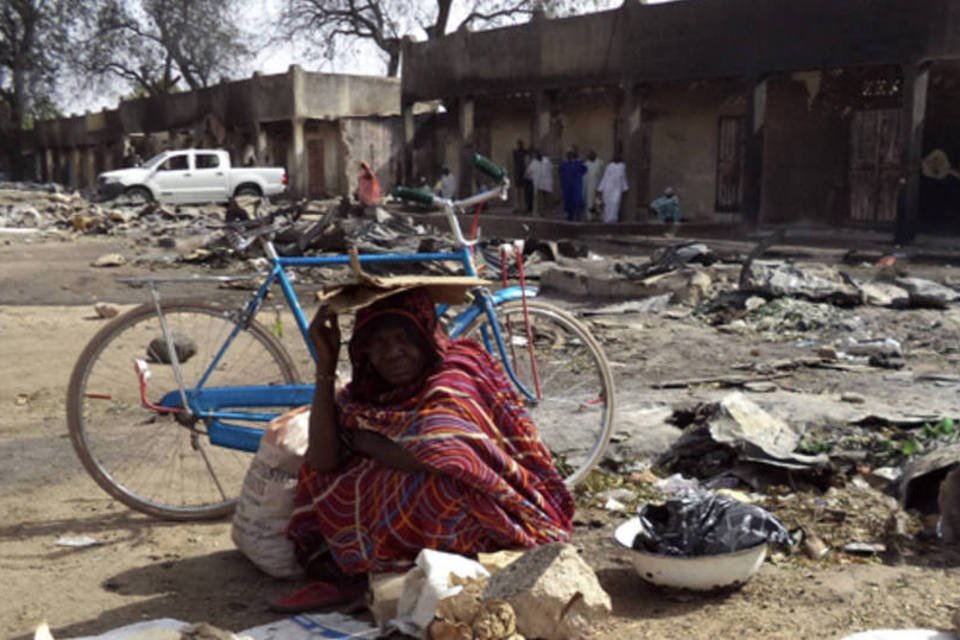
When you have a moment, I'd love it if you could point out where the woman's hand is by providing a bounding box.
[346,430,434,474]
[309,304,340,381]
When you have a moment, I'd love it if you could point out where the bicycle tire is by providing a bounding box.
[463,299,615,486]
[66,301,300,520]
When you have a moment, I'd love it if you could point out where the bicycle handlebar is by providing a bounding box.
[392,154,509,247]
[392,186,435,205]
[471,153,506,181]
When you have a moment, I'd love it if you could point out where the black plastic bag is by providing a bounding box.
[633,494,791,556]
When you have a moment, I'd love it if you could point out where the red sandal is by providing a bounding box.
[269,580,367,613]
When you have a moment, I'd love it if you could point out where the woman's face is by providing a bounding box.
[363,324,427,387]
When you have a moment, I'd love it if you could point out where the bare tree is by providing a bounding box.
[275,0,615,78]
[76,0,254,98]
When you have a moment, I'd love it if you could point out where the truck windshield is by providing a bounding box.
[141,153,167,170]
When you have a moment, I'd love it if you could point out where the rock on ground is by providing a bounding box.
[483,543,611,640]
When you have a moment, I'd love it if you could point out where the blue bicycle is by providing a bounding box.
[66,155,616,520]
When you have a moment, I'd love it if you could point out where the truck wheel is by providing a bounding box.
[124,186,153,204]
[234,185,262,198]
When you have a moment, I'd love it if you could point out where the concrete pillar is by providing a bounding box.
[69,148,81,189]
[742,77,767,228]
[84,148,96,186]
[256,128,268,165]
[402,103,415,185]
[456,97,475,198]
[288,118,306,198]
[42,149,52,182]
[895,63,929,245]
[533,91,552,155]
[617,85,645,222]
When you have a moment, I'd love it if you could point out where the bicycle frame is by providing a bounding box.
[145,187,543,453]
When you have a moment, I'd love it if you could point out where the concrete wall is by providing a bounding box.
[32,67,403,196]
[341,117,404,195]
[760,74,848,224]
[645,83,743,222]
[302,73,401,119]
[558,95,617,165]
[304,120,341,196]
[403,0,960,101]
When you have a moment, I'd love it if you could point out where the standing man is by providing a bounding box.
[512,140,531,213]
[527,150,553,216]
[435,167,457,199]
[597,155,628,223]
[559,149,587,222]
[584,150,604,219]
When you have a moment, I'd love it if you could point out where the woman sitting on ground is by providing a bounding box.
[283,287,573,603]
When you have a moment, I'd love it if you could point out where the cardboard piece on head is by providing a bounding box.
[316,248,488,313]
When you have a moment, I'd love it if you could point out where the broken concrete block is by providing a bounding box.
[858,281,909,308]
[744,296,766,311]
[428,619,472,640]
[894,277,960,308]
[94,303,119,319]
[483,543,611,640]
[477,550,524,574]
[540,266,590,297]
[368,572,407,627]
[472,600,517,640]
[742,260,862,305]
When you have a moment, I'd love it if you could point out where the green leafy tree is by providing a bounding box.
[0,0,82,177]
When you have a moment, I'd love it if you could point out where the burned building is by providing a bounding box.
[400,0,960,240]
[32,66,403,200]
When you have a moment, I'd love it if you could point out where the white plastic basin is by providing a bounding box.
[613,516,768,591]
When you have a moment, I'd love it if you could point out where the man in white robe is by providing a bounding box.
[526,151,553,215]
[597,157,628,223]
[583,150,604,218]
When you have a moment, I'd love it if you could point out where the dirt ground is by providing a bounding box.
[1,230,958,640]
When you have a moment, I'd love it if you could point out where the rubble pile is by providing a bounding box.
[765,479,925,559]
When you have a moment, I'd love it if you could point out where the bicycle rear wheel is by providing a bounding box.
[66,301,299,520]
[464,299,615,486]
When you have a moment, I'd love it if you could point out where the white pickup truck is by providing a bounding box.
[98,148,287,204]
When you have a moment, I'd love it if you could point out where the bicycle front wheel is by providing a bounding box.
[464,300,615,486]
[66,301,300,520]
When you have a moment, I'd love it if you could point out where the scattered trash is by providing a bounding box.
[653,473,701,498]
[741,260,862,306]
[801,529,830,559]
[389,549,490,637]
[242,612,378,639]
[844,337,903,359]
[614,241,716,279]
[91,253,126,267]
[842,541,887,555]
[54,535,101,548]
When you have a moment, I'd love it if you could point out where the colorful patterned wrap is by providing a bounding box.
[287,288,574,574]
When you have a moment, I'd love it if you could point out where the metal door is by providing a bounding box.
[307,138,325,198]
[716,116,745,212]
[849,109,901,224]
